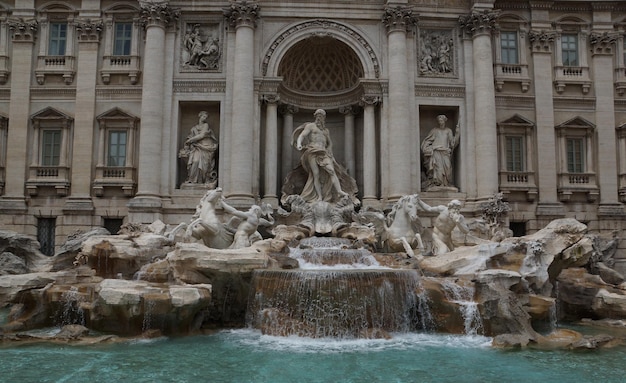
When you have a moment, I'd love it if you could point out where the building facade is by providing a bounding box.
[0,0,625,269]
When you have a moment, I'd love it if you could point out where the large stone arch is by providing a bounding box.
[262,19,380,80]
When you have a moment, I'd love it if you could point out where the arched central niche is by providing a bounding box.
[278,36,363,94]
[276,36,365,108]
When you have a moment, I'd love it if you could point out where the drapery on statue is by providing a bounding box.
[179,111,218,185]
[281,109,359,205]
[417,198,469,255]
[421,114,459,189]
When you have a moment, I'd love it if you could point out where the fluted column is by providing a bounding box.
[339,106,356,177]
[382,6,417,200]
[360,95,380,206]
[224,1,259,204]
[130,1,178,222]
[459,10,499,200]
[528,30,562,215]
[0,18,37,211]
[590,32,623,214]
[262,94,279,207]
[65,19,103,211]
[280,104,298,183]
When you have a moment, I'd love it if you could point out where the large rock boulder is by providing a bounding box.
[0,230,49,273]
[51,228,111,271]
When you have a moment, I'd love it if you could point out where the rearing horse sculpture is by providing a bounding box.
[382,194,425,259]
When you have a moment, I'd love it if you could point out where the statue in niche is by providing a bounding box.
[419,30,454,75]
[417,198,469,255]
[178,111,218,186]
[281,109,359,206]
[421,114,459,190]
[183,24,221,70]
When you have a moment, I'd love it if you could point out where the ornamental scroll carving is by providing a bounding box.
[589,32,618,55]
[419,30,454,77]
[139,1,180,28]
[528,30,556,53]
[382,6,418,33]
[182,23,222,71]
[75,19,103,42]
[8,18,38,41]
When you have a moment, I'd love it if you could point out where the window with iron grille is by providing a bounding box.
[37,217,56,256]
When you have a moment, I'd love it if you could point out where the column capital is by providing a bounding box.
[458,10,498,38]
[589,31,618,56]
[139,1,179,29]
[382,6,417,34]
[339,105,359,116]
[8,18,38,42]
[261,94,280,104]
[528,30,556,53]
[224,1,259,29]
[279,104,298,116]
[75,19,104,43]
[359,95,381,107]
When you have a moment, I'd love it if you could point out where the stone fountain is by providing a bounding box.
[1,110,625,348]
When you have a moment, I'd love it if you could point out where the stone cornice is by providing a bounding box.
[528,30,556,53]
[173,80,226,93]
[553,97,595,111]
[31,88,76,99]
[495,95,535,109]
[96,87,143,99]
[139,1,180,28]
[8,18,38,42]
[589,31,618,56]
[75,19,104,42]
[414,85,465,98]
[223,1,259,29]
[458,10,498,37]
[382,6,417,34]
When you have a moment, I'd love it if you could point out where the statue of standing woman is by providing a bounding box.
[179,111,218,185]
[421,115,460,190]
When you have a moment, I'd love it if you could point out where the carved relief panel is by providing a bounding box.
[418,29,456,78]
[180,22,222,72]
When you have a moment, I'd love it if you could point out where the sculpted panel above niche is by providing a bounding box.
[181,22,222,72]
[418,29,456,78]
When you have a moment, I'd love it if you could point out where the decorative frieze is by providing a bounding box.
[528,30,556,53]
[31,88,76,99]
[223,1,259,29]
[418,29,455,77]
[8,18,38,42]
[181,23,222,71]
[381,6,418,34]
[414,85,465,98]
[495,95,535,109]
[96,87,143,99]
[75,19,103,42]
[589,31,618,56]
[172,80,226,94]
[139,1,180,28]
[458,10,498,37]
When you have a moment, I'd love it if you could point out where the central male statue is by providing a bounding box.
[281,109,358,205]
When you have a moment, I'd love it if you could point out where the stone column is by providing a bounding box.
[528,30,563,216]
[339,105,356,177]
[262,94,279,207]
[0,18,37,212]
[129,2,178,222]
[64,19,103,213]
[360,95,380,206]
[459,10,499,200]
[280,104,298,183]
[382,6,417,200]
[224,1,259,205]
[590,32,623,214]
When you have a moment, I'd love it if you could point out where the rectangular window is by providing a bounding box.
[505,135,524,172]
[42,130,62,166]
[108,130,127,167]
[113,23,132,56]
[561,34,578,67]
[48,23,67,56]
[566,137,585,173]
[500,31,518,64]
[37,217,56,256]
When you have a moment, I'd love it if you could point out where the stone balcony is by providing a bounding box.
[557,172,599,202]
[93,166,136,197]
[0,55,8,84]
[553,66,591,94]
[26,166,70,196]
[100,55,141,85]
[615,66,626,96]
[35,55,76,85]
[498,171,538,201]
[494,63,531,93]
